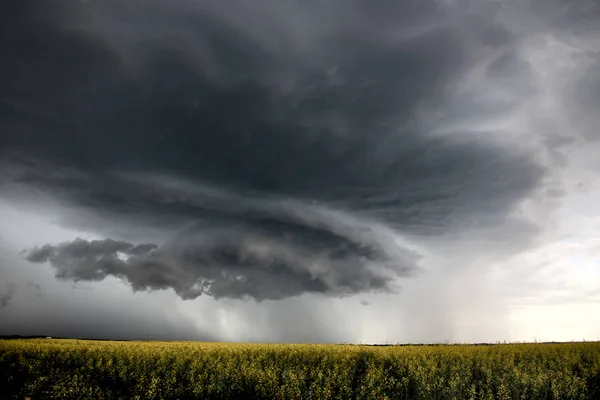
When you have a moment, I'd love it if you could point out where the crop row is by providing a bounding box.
[1,340,599,399]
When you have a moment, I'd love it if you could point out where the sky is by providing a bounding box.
[1,0,599,343]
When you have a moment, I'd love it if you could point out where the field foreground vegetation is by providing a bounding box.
[1,339,599,399]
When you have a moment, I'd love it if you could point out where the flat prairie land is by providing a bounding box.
[1,339,599,399]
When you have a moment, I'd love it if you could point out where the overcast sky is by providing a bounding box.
[1,0,599,343]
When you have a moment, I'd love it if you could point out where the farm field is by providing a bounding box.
[1,339,599,399]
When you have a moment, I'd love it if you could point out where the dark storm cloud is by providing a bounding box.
[2,0,550,299]
[0,239,215,341]
[24,239,157,282]
[23,231,415,301]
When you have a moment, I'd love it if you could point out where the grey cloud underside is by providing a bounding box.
[17,172,423,300]
[1,0,563,300]
[23,235,414,301]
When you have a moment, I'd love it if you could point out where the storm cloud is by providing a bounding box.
[23,229,415,301]
[1,0,551,300]
[2,0,600,341]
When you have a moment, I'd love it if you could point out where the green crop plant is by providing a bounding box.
[1,339,599,399]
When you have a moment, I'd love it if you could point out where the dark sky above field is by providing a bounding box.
[1,0,599,343]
